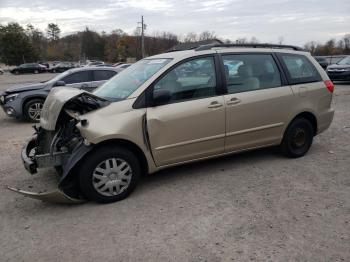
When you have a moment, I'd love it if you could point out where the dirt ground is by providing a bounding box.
[0,73,349,261]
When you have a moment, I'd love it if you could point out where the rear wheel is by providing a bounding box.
[23,98,44,122]
[79,146,141,203]
[280,118,314,158]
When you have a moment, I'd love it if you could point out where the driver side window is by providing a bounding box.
[154,57,217,103]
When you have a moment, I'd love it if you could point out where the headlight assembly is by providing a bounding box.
[5,93,19,103]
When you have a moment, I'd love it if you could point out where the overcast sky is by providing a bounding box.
[0,0,349,45]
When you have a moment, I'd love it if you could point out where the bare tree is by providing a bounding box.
[199,31,216,41]
[235,38,247,44]
[184,32,198,43]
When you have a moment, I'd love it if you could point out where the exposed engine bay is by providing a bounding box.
[8,87,110,203]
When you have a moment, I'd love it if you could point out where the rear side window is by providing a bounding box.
[93,70,117,81]
[222,54,282,94]
[62,71,91,84]
[279,54,321,84]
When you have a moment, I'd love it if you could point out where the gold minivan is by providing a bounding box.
[12,44,334,203]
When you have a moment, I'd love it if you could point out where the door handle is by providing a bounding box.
[226,97,241,105]
[208,101,223,108]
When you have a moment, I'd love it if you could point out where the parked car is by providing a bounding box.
[314,56,329,69]
[38,61,50,69]
[326,55,350,81]
[114,63,131,71]
[10,44,334,204]
[48,62,76,73]
[10,63,47,74]
[86,61,104,67]
[0,67,118,122]
[96,63,114,67]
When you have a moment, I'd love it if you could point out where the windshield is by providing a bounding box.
[93,58,172,100]
[337,56,350,65]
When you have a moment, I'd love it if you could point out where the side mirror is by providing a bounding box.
[153,89,171,106]
[54,80,66,87]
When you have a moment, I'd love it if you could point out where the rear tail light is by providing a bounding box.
[324,80,334,93]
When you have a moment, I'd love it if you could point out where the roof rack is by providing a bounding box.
[195,43,305,51]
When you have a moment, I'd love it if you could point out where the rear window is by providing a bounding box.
[93,70,117,81]
[280,54,321,84]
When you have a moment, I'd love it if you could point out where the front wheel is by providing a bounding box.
[79,146,141,203]
[280,118,314,158]
[23,98,44,122]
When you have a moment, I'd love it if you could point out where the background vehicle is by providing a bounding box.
[96,63,114,67]
[314,56,329,69]
[48,62,76,73]
[85,61,104,67]
[0,67,118,122]
[10,63,47,74]
[326,55,350,81]
[15,44,334,203]
[38,61,50,68]
[114,63,131,71]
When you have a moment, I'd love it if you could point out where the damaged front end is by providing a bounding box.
[8,87,110,203]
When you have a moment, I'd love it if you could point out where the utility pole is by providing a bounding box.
[138,16,146,58]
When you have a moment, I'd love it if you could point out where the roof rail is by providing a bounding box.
[195,43,305,51]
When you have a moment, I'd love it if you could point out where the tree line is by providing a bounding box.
[0,22,349,65]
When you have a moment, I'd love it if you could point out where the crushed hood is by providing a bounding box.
[5,83,46,93]
[40,87,108,131]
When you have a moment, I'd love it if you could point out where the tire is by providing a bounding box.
[280,118,314,158]
[34,70,39,74]
[79,146,141,203]
[14,70,19,75]
[23,98,44,122]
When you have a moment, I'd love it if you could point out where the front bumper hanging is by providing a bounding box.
[8,135,87,204]
[7,186,84,204]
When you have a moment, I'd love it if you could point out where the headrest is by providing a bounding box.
[238,65,254,77]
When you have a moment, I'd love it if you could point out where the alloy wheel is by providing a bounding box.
[28,102,43,121]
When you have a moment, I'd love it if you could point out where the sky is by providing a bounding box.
[0,0,349,45]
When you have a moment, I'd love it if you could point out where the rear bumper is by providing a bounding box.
[317,108,335,134]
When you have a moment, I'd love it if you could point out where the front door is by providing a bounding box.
[221,53,294,152]
[146,56,226,166]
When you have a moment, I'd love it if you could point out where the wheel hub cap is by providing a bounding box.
[292,128,306,148]
[92,158,132,197]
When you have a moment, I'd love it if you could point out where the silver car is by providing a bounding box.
[0,67,118,122]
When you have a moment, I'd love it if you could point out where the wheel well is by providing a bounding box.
[94,139,149,174]
[293,112,318,135]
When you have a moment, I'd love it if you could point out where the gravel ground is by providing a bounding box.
[0,73,349,261]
